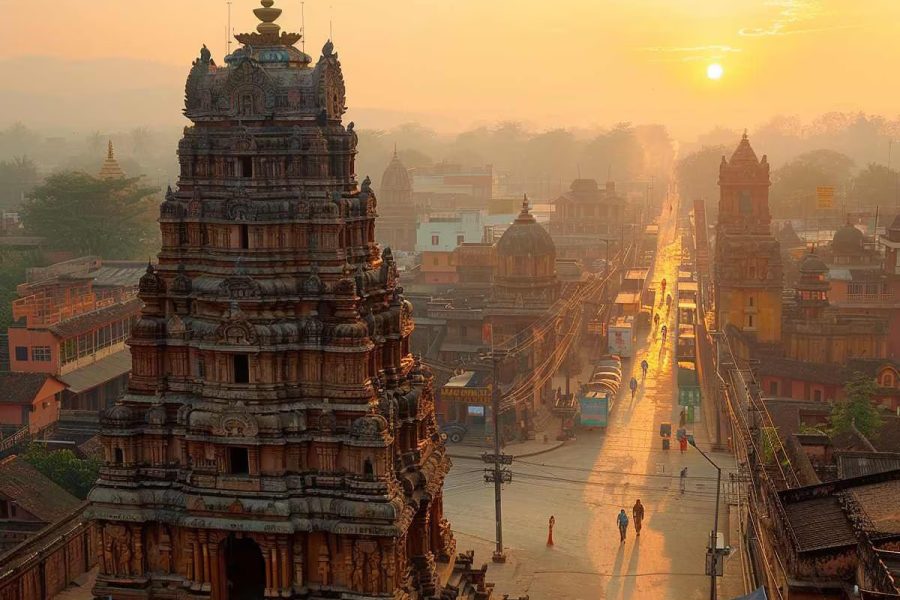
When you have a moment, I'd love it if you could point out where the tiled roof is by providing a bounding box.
[783,496,857,551]
[0,456,81,522]
[845,479,900,535]
[0,373,54,405]
[47,297,141,338]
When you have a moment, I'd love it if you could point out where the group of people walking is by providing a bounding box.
[617,499,645,543]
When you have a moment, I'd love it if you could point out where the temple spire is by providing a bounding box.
[254,0,282,35]
[98,139,125,180]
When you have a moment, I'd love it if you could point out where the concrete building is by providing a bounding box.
[412,161,493,211]
[548,178,625,263]
[416,210,486,285]
[6,257,144,435]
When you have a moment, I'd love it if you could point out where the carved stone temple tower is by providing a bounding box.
[714,133,783,343]
[88,3,458,598]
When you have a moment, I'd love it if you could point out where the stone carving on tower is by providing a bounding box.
[714,132,783,343]
[88,3,463,598]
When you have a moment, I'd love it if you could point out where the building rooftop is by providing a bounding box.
[0,373,58,406]
[47,297,141,338]
[783,495,857,551]
[0,456,81,522]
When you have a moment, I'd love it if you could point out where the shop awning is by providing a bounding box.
[59,350,131,394]
[441,370,492,404]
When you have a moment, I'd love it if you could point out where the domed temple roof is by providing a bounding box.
[381,149,411,192]
[496,195,556,258]
[799,250,828,275]
[832,222,864,254]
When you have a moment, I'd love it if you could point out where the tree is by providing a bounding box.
[676,145,729,220]
[852,163,900,210]
[770,149,855,217]
[20,171,158,259]
[24,443,101,499]
[0,156,40,210]
[830,372,883,438]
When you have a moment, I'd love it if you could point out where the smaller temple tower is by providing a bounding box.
[714,133,783,343]
[795,251,830,321]
[98,140,126,180]
[376,149,417,251]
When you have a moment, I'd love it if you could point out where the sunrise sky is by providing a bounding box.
[1,0,898,137]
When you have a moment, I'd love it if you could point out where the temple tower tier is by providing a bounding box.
[88,3,456,598]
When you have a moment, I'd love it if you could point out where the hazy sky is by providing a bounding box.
[1,0,898,137]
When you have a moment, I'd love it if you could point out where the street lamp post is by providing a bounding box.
[689,438,722,600]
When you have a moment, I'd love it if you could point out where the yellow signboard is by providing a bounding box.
[816,186,834,209]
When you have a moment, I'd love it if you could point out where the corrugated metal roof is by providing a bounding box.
[58,349,131,393]
[837,453,900,479]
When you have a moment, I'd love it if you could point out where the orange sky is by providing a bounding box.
[1,0,898,137]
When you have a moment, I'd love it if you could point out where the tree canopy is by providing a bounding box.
[852,163,900,210]
[20,171,158,259]
[770,149,855,217]
[0,156,40,211]
[24,443,101,500]
[830,372,883,438]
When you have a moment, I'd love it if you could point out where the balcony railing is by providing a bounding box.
[843,292,894,304]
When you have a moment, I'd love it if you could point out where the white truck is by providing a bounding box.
[607,316,635,358]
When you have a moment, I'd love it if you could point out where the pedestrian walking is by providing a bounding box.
[547,515,555,546]
[679,408,686,428]
[632,500,645,537]
[641,359,649,379]
[653,313,660,329]
[617,509,629,543]
[679,467,688,494]
[629,377,638,399]
[661,325,667,342]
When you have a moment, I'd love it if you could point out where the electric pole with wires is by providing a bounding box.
[480,348,513,563]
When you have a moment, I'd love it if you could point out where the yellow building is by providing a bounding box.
[714,133,783,343]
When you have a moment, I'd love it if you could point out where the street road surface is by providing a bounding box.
[444,190,744,600]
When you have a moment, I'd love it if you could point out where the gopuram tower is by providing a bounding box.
[88,3,459,598]
[714,133,783,343]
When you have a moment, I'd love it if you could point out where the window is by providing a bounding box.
[363,458,374,477]
[748,296,754,308]
[14,346,27,361]
[813,389,823,402]
[197,355,206,379]
[431,235,440,246]
[42,401,49,409]
[114,448,124,465]
[459,325,468,339]
[240,224,249,249]
[457,234,465,246]
[746,314,754,329]
[233,354,250,384]
[769,381,779,396]
[229,447,250,475]
[31,346,51,362]
[880,372,895,388]
[241,157,253,178]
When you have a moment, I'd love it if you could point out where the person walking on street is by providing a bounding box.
[680,467,688,494]
[629,376,638,400]
[617,509,629,543]
[632,500,645,537]
[653,313,660,329]
[661,325,667,343]
[641,359,649,379]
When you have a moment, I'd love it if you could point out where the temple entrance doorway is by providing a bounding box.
[223,534,265,600]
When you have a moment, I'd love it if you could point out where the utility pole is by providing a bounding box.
[481,349,512,563]
[690,438,725,600]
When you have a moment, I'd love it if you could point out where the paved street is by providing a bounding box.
[444,193,744,599]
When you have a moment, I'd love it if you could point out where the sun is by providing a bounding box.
[707,63,724,80]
